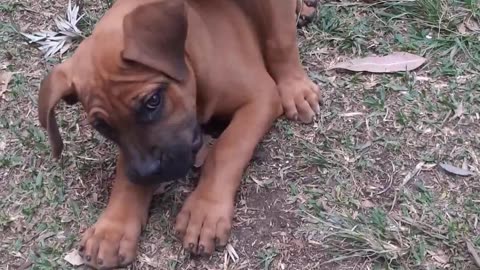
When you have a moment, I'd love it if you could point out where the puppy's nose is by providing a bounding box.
[128,159,161,179]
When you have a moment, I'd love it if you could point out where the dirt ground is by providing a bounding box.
[1,0,480,269]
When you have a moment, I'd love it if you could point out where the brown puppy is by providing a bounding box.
[38,0,320,269]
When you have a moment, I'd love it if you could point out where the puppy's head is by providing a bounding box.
[38,0,202,185]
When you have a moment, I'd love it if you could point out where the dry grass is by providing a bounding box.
[1,0,479,269]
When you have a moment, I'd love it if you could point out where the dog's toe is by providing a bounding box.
[80,217,141,269]
[278,76,322,124]
[175,190,234,256]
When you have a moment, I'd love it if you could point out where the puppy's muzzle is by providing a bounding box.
[126,125,203,185]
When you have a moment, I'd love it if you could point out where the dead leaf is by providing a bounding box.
[451,102,464,120]
[64,249,83,266]
[465,17,480,32]
[0,71,13,99]
[355,141,372,151]
[428,249,449,264]
[458,22,467,34]
[399,162,425,188]
[360,199,375,208]
[21,0,84,58]
[439,163,474,176]
[331,52,426,73]
[467,240,480,268]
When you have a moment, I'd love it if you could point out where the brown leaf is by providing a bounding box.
[439,163,474,176]
[360,199,375,208]
[457,22,467,34]
[0,71,13,99]
[452,102,464,120]
[427,249,449,264]
[467,240,480,268]
[465,17,480,32]
[64,249,83,266]
[331,52,426,73]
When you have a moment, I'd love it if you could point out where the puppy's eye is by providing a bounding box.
[138,84,167,123]
[146,92,161,110]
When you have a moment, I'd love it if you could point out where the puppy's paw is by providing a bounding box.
[277,75,321,124]
[174,190,234,255]
[79,215,141,269]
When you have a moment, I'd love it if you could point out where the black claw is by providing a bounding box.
[85,255,91,262]
[78,246,84,252]
[188,243,195,250]
[98,258,103,265]
[215,239,226,251]
[199,245,205,253]
[119,255,125,263]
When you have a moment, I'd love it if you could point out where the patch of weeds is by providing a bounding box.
[6,73,28,98]
[167,259,179,270]
[256,246,279,270]
[416,0,445,25]
[316,6,341,34]
[395,111,409,126]
[300,180,479,269]
[369,208,387,235]
[355,156,374,172]
[77,11,99,36]
[363,86,386,111]
[298,140,331,169]
[307,6,376,55]
[464,194,480,215]
[274,120,295,139]
[410,236,427,266]
[474,236,480,246]
[0,2,21,14]
[414,182,433,205]
[103,0,114,8]
[0,153,23,168]
[29,245,66,270]
[0,211,11,231]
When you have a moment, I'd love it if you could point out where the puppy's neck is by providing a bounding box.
[183,4,213,79]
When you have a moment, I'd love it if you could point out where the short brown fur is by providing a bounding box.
[38,0,320,269]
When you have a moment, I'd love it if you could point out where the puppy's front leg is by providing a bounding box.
[79,153,153,269]
[175,91,282,255]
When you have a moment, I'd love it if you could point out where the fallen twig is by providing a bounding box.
[466,240,480,268]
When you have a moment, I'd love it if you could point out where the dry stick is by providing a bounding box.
[296,0,303,25]
[466,240,480,268]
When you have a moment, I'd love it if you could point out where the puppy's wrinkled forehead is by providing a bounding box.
[70,38,157,97]
[37,0,189,159]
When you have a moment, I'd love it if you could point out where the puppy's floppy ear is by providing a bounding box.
[122,0,188,81]
[38,61,77,159]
